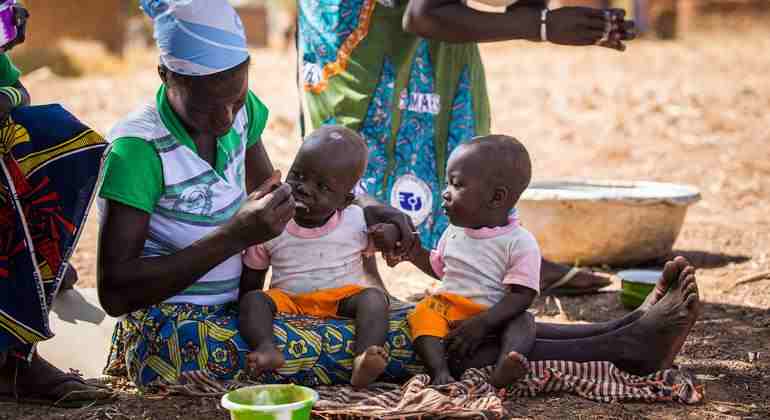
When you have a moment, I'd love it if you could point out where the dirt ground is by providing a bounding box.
[2,14,769,420]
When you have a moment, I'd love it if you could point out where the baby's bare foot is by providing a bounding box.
[246,344,285,377]
[490,351,529,388]
[429,369,456,386]
[351,345,388,388]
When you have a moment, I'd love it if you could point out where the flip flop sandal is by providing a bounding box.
[0,360,115,408]
[543,267,614,296]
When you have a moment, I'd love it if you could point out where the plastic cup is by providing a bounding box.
[618,269,661,310]
[221,384,319,420]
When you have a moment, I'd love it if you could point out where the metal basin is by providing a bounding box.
[517,180,701,267]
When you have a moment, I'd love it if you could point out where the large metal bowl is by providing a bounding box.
[517,180,701,267]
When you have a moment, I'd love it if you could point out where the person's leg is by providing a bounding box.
[489,311,535,388]
[536,258,691,339]
[0,351,113,406]
[338,287,389,387]
[240,290,285,376]
[530,267,699,375]
[58,266,78,293]
[408,297,456,385]
[459,258,700,376]
[415,336,455,385]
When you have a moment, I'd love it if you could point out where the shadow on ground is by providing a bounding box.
[531,290,770,420]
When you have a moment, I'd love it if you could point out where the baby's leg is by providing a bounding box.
[489,311,535,388]
[338,288,389,387]
[239,290,285,376]
[414,336,455,385]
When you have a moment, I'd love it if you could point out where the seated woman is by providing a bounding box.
[98,0,701,389]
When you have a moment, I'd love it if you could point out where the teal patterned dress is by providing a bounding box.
[298,0,491,248]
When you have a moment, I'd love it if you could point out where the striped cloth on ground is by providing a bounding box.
[162,362,703,419]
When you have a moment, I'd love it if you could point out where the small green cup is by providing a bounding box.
[618,270,661,310]
[221,384,318,420]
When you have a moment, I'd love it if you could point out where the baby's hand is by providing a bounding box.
[369,223,402,254]
[370,223,419,267]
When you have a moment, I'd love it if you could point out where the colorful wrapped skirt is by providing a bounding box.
[0,105,105,357]
[104,302,423,388]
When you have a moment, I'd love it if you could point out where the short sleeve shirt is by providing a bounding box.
[243,206,372,294]
[429,217,541,307]
[99,87,268,213]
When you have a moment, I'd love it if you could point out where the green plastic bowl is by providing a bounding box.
[619,270,660,310]
[221,384,318,420]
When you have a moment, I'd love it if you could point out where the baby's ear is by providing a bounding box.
[490,186,509,209]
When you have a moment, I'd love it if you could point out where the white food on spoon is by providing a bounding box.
[295,201,309,212]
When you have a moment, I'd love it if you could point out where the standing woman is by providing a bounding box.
[297,0,634,292]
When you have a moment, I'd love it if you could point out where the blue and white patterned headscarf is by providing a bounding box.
[141,0,249,76]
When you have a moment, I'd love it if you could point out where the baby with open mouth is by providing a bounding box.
[238,125,402,388]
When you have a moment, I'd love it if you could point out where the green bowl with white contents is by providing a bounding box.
[619,270,661,310]
[221,384,318,420]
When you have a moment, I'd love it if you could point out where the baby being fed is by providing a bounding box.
[238,126,394,388]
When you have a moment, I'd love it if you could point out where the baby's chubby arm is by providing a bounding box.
[476,285,536,331]
[446,285,536,358]
[239,266,269,298]
[368,223,440,279]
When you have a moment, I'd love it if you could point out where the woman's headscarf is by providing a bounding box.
[141,0,250,76]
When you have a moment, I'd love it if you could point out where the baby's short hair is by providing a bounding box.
[303,125,369,180]
[465,135,532,204]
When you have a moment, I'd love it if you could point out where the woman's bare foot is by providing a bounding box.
[246,344,285,377]
[0,353,114,407]
[638,256,693,312]
[490,351,529,388]
[614,256,694,328]
[615,262,701,376]
[351,346,388,388]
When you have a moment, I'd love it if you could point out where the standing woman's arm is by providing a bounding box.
[404,0,634,49]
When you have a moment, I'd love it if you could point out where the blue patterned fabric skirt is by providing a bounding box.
[104,302,423,388]
[0,105,105,356]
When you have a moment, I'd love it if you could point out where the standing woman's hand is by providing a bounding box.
[1,4,29,52]
[545,7,635,51]
[597,8,636,51]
